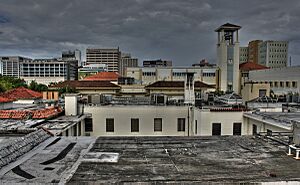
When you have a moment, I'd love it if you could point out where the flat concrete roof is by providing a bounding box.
[69,136,300,184]
[1,136,300,184]
[0,136,96,184]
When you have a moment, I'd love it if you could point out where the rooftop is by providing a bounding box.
[83,72,120,81]
[0,87,42,100]
[239,62,269,71]
[244,112,300,130]
[49,80,121,89]
[69,136,299,184]
[215,23,241,32]
[1,136,300,184]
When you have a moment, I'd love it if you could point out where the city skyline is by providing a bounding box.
[0,0,300,65]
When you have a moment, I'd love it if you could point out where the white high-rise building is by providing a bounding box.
[258,40,288,68]
[215,23,241,93]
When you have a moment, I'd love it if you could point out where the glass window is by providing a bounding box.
[154,118,162,132]
[85,118,93,132]
[131,118,139,132]
[106,118,114,132]
[177,118,185,132]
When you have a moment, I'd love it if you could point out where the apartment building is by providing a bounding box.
[86,48,121,72]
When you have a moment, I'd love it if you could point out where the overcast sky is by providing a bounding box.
[0,0,300,66]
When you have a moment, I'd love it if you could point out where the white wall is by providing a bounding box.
[193,108,245,136]
[84,105,246,137]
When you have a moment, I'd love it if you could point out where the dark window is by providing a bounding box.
[195,120,198,135]
[212,123,221,135]
[233,122,242,135]
[154,118,162,132]
[78,122,81,136]
[252,124,257,135]
[267,129,272,136]
[131,118,139,132]
[106,118,114,132]
[259,89,267,97]
[65,129,69,136]
[85,118,93,132]
[177,118,185,132]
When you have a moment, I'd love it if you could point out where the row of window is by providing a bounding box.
[269,43,287,47]
[106,118,186,132]
[143,72,156,76]
[267,81,297,88]
[202,72,216,77]
[85,118,242,135]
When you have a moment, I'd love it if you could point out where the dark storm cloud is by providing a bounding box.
[0,0,300,65]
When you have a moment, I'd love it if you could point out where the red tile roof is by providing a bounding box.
[145,81,215,89]
[84,72,120,81]
[0,87,42,100]
[239,62,269,71]
[0,97,13,103]
[0,106,63,119]
[49,80,120,89]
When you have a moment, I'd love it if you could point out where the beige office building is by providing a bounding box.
[86,48,121,72]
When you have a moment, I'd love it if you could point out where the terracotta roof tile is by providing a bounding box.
[239,62,269,71]
[0,87,42,100]
[50,80,120,88]
[84,72,120,81]
[0,97,14,103]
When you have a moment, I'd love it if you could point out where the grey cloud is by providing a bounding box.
[0,0,299,65]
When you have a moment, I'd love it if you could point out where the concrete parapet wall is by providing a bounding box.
[0,129,50,168]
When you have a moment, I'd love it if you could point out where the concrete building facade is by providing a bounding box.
[143,59,172,67]
[126,66,217,86]
[20,58,78,85]
[86,48,121,72]
[216,23,241,93]
[239,47,249,64]
[248,40,262,64]
[258,41,288,68]
[62,49,82,66]
[119,53,138,77]
[0,56,31,77]
[248,66,300,95]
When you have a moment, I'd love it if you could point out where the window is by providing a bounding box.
[195,120,198,135]
[131,118,139,132]
[233,122,242,135]
[286,82,290,88]
[177,118,185,132]
[292,81,297,88]
[212,123,221,135]
[280,81,284,87]
[106,118,114,132]
[267,129,272,136]
[85,118,93,132]
[259,89,267,97]
[154,118,162,132]
[252,124,257,135]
